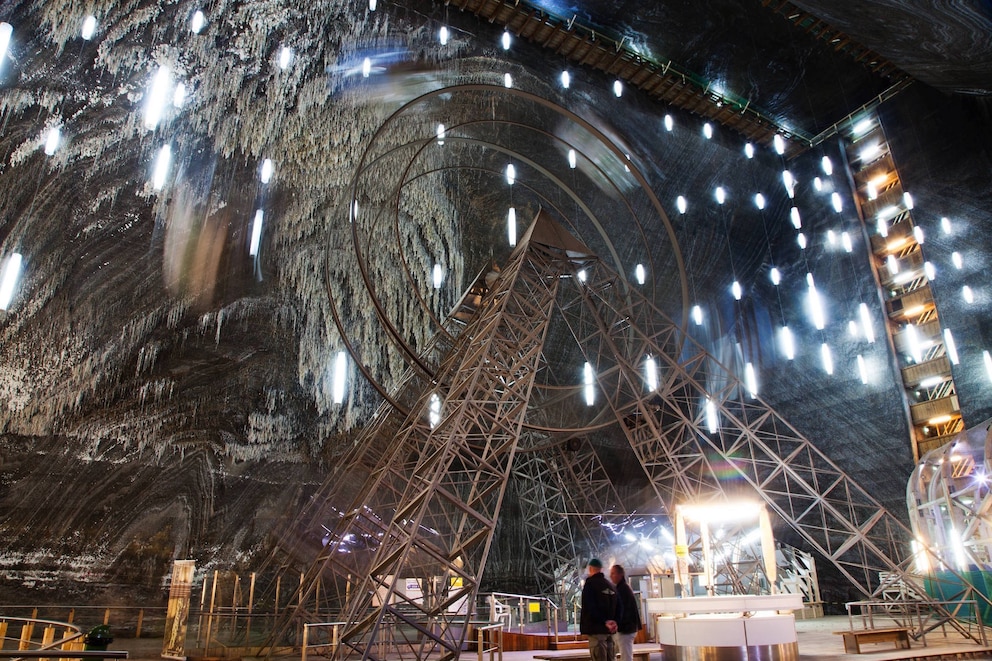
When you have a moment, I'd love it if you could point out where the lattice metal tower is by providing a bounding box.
[281,210,984,660]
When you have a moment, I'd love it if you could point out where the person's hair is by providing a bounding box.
[611,564,625,577]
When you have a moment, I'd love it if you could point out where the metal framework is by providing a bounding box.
[281,210,986,659]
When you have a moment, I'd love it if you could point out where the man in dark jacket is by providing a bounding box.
[580,558,617,661]
[610,564,642,661]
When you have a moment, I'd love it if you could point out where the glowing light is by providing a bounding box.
[577,269,587,283]
[583,362,595,406]
[904,305,925,318]
[912,226,924,245]
[278,46,292,70]
[963,285,974,304]
[773,134,785,155]
[714,186,725,204]
[807,277,825,329]
[429,393,441,428]
[664,114,674,132]
[903,191,914,209]
[729,280,741,300]
[560,70,570,88]
[501,30,511,50]
[681,501,762,524]
[436,123,445,145]
[332,351,347,404]
[351,200,358,222]
[567,149,576,169]
[503,72,512,88]
[172,82,186,107]
[876,217,888,237]
[359,56,371,77]
[924,261,935,281]
[744,143,754,159]
[44,126,60,155]
[848,320,859,337]
[941,217,952,234]
[797,233,807,250]
[821,343,834,375]
[950,525,969,571]
[613,80,623,97]
[770,267,781,286]
[507,207,516,247]
[432,263,444,289]
[692,304,703,326]
[81,15,97,40]
[0,23,11,64]
[705,398,718,433]
[190,10,206,33]
[505,163,515,185]
[368,0,377,9]
[144,65,172,130]
[929,415,952,425]
[635,263,645,285]
[821,156,833,175]
[831,192,843,213]
[644,356,658,391]
[439,26,449,45]
[813,176,823,192]
[906,324,922,363]
[676,195,687,214]
[859,303,875,343]
[952,252,962,269]
[827,229,836,245]
[754,193,765,210]
[744,362,757,398]
[857,355,868,384]
[886,254,899,275]
[152,144,171,190]
[852,117,873,135]
[919,376,943,388]
[703,122,713,139]
[859,143,879,162]
[842,232,852,252]
[984,350,992,383]
[789,206,801,229]
[0,253,23,310]
[780,325,795,360]
[944,329,960,365]
[782,170,795,198]
[866,180,878,200]
[249,209,264,256]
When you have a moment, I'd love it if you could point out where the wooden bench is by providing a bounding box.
[834,627,911,654]
[534,650,653,661]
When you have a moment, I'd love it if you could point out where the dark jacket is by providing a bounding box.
[615,578,642,634]
[580,571,617,635]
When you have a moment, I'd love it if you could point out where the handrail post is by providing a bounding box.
[301,623,309,661]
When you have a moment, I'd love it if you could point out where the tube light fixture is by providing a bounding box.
[692,304,703,326]
[852,118,873,135]
[190,10,206,33]
[859,303,874,343]
[857,355,868,385]
[848,320,859,337]
[568,148,576,169]
[773,134,785,155]
[676,195,687,214]
[924,261,935,281]
[432,263,443,289]
[0,252,23,310]
[645,356,658,391]
[0,23,11,64]
[780,325,795,360]
[821,156,833,175]
[505,163,515,185]
[963,285,974,304]
[866,181,878,200]
[152,144,171,190]
[886,254,899,275]
[501,30,511,50]
[278,46,292,70]
[790,206,801,229]
[714,186,725,204]
[664,114,673,132]
[842,232,853,253]
[919,376,943,389]
[436,123,445,145]
[984,350,992,383]
[507,207,516,247]
[745,362,757,398]
[360,56,371,77]
[944,329,960,365]
[703,122,713,139]
[368,0,377,10]
[249,209,264,256]
[429,393,441,428]
[744,143,754,159]
[941,217,952,234]
[560,70,570,88]
[754,193,765,210]
[827,229,836,245]
[259,159,274,184]
[813,176,823,192]
[782,170,795,198]
[903,192,914,209]
[351,200,358,222]
[332,351,347,404]
[439,26,449,45]
[831,192,843,213]
[731,280,742,300]
[44,126,60,155]
[821,343,834,375]
[583,362,595,406]
[906,324,922,363]
[952,252,962,269]
[797,233,807,250]
[807,278,825,329]
[635,263,645,285]
[81,15,97,40]
[770,267,781,286]
[144,66,172,130]
[705,398,718,433]
[613,80,622,97]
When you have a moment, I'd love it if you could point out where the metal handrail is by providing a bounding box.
[474,623,503,661]
[846,599,989,647]
[301,621,345,661]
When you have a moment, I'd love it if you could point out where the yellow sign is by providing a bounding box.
[450,577,463,588]
[675,544,689,557]
[529,602,541,613]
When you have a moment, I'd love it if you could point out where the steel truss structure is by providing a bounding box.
[282,211,986,659]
